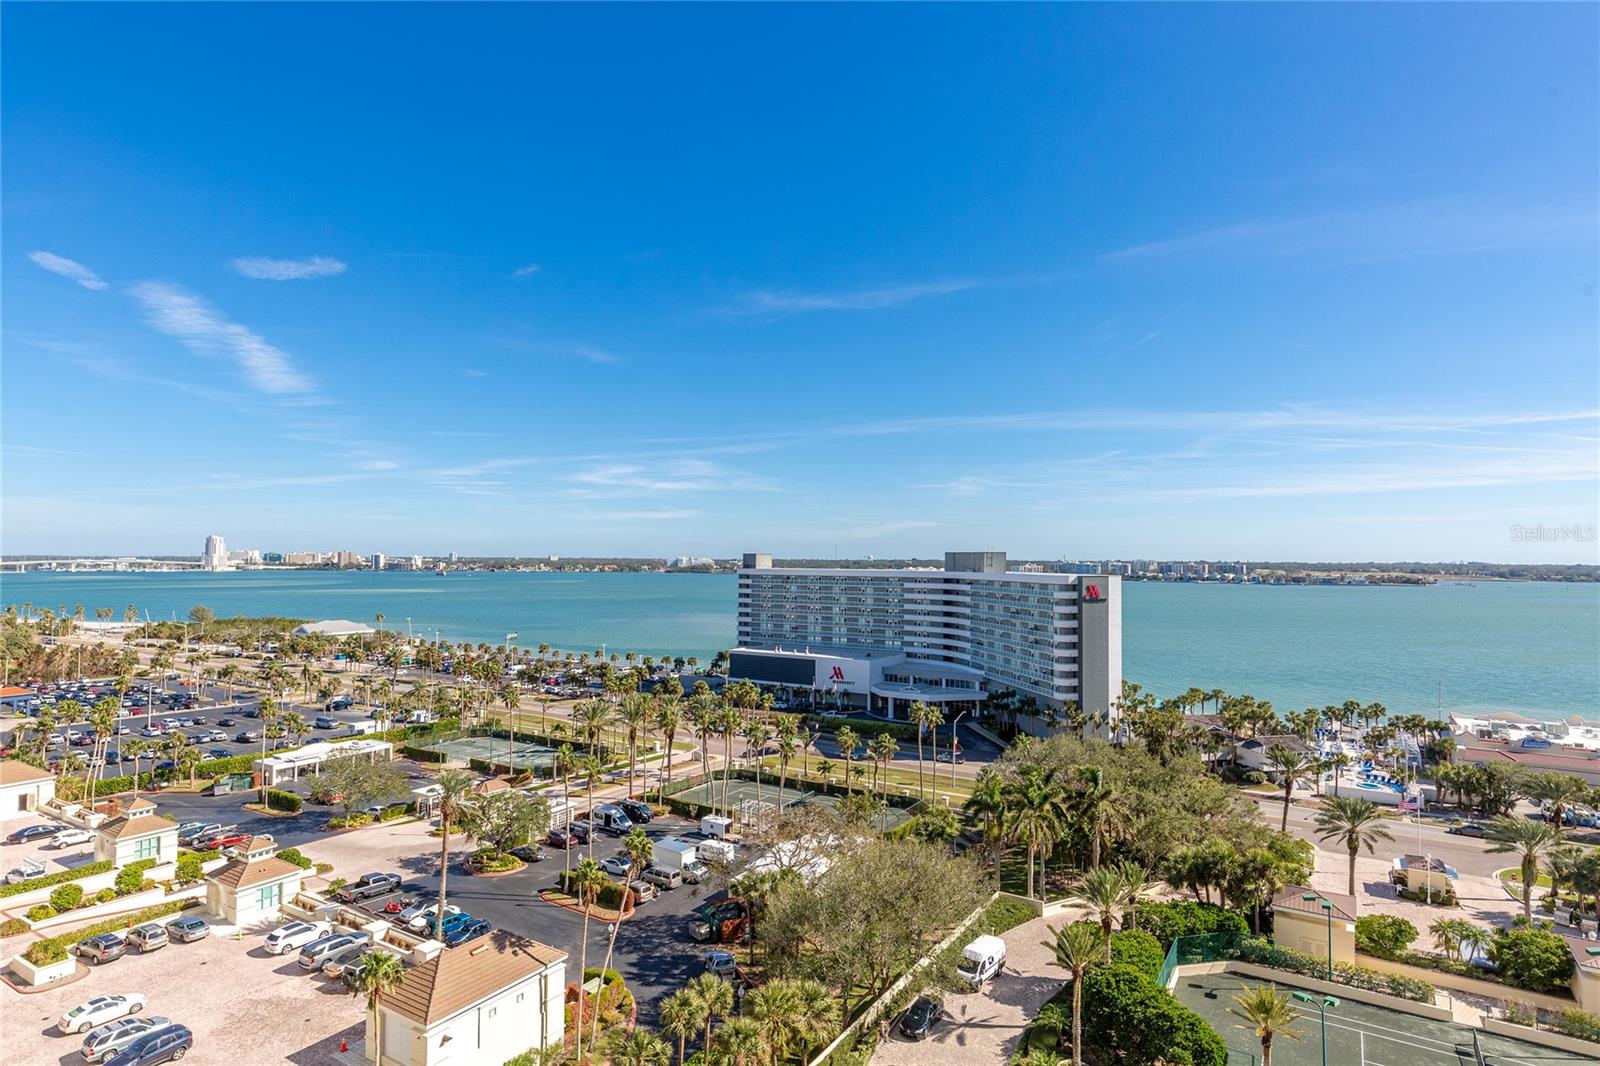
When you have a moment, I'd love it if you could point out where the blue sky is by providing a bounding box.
[3,4,1597,562]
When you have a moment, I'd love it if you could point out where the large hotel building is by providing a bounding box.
[729,551,1122,737]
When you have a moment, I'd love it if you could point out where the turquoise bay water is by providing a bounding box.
[2,570,1596,720]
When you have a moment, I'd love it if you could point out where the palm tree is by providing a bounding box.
[569,856,608,1064]
[1265,744,1315,831]
[964,769,1008,881]
[350,949,407,1044]
[721,1015,767,1066]
[1488,815,1564,920]
[1116,861,1157,932]
[659,988,702,1066]
[433,767,478,939]
[1528,772,1589,830]
[552,743,578,875]
[618,691,654,799]
[1227,984,1303,1066]
[1073,766,1124,869]
[1008,767,1070,900]
[835,726,859,796]
[908,701,943,802]
[606,1028,671,1066]
[578,755,604,859]
[655,696,684,805]
[687,972,733,1065]
[1071,866,1127,962]
[1043,920,1103,1066]
[868,732,899,805]
[1312,796,1394,896]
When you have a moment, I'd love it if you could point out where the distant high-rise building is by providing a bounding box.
[370,553,386,570]
[448,551,459,563]
[201,534,230,571]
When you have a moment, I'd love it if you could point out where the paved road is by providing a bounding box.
[1251,792,1519,878]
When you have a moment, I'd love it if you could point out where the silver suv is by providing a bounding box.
[81,1015,170,1063]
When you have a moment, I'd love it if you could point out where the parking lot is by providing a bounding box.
[0,915,365,1066]
[298,811,731,1025]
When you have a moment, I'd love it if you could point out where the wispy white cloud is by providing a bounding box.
[572,344,622,365]
[129,282,313,393]
[356,460,399,471]
[591,508,699,520]
[29,251,108,290]
[463,368,489,378]
[511,263,542,278]
[564,458,771,495]
[739,279,975,313]
[229,255,347,280]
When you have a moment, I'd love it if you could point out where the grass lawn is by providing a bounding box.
[1500,869,1554,888]
[762,756,975,802]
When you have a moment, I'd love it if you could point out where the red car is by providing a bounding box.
[547,827,576,849]
[197,831,247,851]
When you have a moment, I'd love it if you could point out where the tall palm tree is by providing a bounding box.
[908,701,943,802]
[655,696,684,805]
[1488,815,1564,920]
[256,697,280,805]
[1265,745,1316,832]
[572,698,613,759]
[578,755,604,859]
[659,988,702,1066]
[1008,767,1070,900]
[618,691,654,799]
[721,1015,767,1066]
[1073,766,1123,869]
[606,1029,671,1066]
[688,692,719,784]
[687,972,733,1065]
[1227,984,1303,1066]
[568,856,607,1066]
[1071,866,1127,962]
[433,767,478,939]
[1312,796,1394,896]
[1115,861,1157,932]
[835,726,859,796]
[552,743,578,875]
[1528,772,1589,830]
[1043,920,1104,1066]
[868,733,899,805]
[350,949,407,1045]
[964,769,1008,881]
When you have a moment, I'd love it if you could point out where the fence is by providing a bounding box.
[1158,932,1245,988]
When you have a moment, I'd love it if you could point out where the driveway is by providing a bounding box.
[0,919,363,1065]
[872,910,1076,1066]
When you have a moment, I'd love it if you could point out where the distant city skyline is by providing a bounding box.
[3,5,1596,562]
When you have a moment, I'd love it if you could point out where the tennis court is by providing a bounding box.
[415,734,559,771]
[1174,972,1597,1066]
[672,778,914,830]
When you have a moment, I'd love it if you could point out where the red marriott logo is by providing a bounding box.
[829,666,847,681]
[1082,584,1103,601]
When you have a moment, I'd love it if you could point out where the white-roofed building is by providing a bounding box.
[291,619,377,638]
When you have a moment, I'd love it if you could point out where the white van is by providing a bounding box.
[956,933,1006,988]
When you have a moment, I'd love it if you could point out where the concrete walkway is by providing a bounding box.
[871,909,1080,1066]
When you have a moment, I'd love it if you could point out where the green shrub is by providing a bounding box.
[378,805,407,822]
[315,862,334,874]
[1356,914,1419,960]
[1137,901,1250,948]
[1504,1001,1536,1027]
[1236,937,1434,1002]
[266,789,302,813]
[175,854,204,884]
[329,813,373,829]
[1108,928,1165,980]
[0,859,113,899]
[470,848,520,873]
[1081,963,1227,1066]
[49,884,85,911]
[971,896,1037,937]
[1492,927,1576,993]
[328,877,348,893]
[274,847,313,869]
[558,870,628,910]
[114,859,158,896]
[25,903,55,922]
[94,888,116,903]
[0,917,27,936]
[23,899,196,965]
[1551,1007,1600,1042]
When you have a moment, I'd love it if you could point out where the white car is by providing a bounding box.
[598,856,631,878]
[406,904,460,933]
[263,919,332,955]
[57,993,146,1035]
[50,828,94,849]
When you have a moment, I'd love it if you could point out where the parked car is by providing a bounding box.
[314,716,339,730]
[703,949,739,978]
[509,843,547,863]
[126,923,169,953]
[5,858,46,884]
[319,943,372,978]
[335,872,401,902]
[598,855,631,878]
[1447,822,1490,838]
[177,823,221,847]
[298,932,369,970]
[617,798,655,824]
[57,993,146,1034]
[6,823,59,844]
[627,879,659,904]
[547,827,576,849]
[216,717,236,727]
[167,915,210,943]
[934,751,966,764]
[101,1023,193,1066]
[207,748,231,759]
[197,831,247,851]
[81,1015,172,1064]
[567,820,592,844]
[442,917,491,947]
[264,920,332,955]
[437,912,475,938]
[642,866,684,890]
[897,996,942,1040]
[51,827,95,849]
[234,731,260,744]
[406,904,460,933]
[72,934,129,966]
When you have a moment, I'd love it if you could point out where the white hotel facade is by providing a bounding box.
[730,551,1122,738]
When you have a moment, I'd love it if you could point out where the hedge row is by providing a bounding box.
[799,714,920,742]
[266,789,302,812]
[1236,937,1435,1002]
[24,898,199,965]
[0,859,112,899]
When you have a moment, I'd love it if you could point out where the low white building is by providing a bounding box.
[205,835,308,925]
[92,797,178,867]
[369,934,567,1066]
[292,619,377,638]
[255,739,393,787]
[0,760,56,818]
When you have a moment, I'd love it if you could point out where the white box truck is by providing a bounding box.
[700,814,733,839]
[653,837,709,883]
[956,934,1006,988]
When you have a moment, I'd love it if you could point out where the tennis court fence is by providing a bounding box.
[1158,932,1246,988]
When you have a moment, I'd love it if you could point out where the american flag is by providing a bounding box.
[1398,795,1418,812]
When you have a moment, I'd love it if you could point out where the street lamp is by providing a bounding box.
[950,709,969,788]
[1291,991,1339,1066]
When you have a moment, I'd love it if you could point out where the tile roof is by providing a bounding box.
[1565,935,1600,971]
[385,933,567,1027]
[207,855,306,890]
[98,813,177,840]
[1270,885,1357,922]
[0,760,54,785]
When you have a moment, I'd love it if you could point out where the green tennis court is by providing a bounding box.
[415,734,558,770]
[672,778,914,830]
[1174,972,1597,1066]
